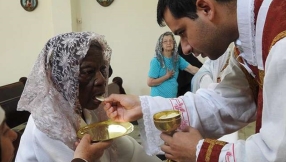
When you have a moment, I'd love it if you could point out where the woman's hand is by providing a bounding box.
[165,69,175,79]
[73,134,112,161]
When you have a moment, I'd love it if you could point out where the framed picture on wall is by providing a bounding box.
[97,0,114,7]
[20,0,38,12]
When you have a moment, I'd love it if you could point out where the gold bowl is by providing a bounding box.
[153,110,181,134]
[77,120,134,142]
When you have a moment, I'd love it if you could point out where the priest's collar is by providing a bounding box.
[236,0,256,66]
[236,0,273,70]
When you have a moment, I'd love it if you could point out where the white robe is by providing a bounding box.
[191,44,241,143]
[191,44,232,93]
[138,37,286,161]
[212,37,286,162]
[139,0,286,160]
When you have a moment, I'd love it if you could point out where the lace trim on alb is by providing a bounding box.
[140,96,163,155]
[237,0,257,66]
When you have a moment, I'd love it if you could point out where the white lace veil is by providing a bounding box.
[17,32,112,149]
[155,31,179,68]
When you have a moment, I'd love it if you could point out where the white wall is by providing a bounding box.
[0,0,73,86]
[50,0,73,35]
[0,0,53,85]
[1,0,203,96]
[78,0,175,95]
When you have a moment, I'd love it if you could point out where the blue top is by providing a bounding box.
[148,55,189,98]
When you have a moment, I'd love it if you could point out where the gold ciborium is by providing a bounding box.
[153,110,181,162]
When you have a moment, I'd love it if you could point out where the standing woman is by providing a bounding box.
[147,31,198,98]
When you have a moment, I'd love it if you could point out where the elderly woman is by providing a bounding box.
[15,32,161,162]
[147,31,199,98]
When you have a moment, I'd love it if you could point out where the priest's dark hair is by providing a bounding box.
[157,0,235,27]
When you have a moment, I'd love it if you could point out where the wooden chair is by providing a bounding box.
[0,78,30,128]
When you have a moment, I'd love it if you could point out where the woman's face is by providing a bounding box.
[162,35,174,52]
[78,47,108,110]
[0,123,18,162]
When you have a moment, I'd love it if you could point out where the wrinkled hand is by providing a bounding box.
[166,69,175,79]
[160,127,203,162]
[103,94,143,122]
[74,134,112,161]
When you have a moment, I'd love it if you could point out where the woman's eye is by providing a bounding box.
[81,69,95,75]
[100,66,107,78]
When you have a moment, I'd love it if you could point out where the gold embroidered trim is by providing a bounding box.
[258,70,264,88]
[270,31,286,48]
[204,139,227,162]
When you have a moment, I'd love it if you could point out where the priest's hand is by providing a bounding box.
[160,126,203,162]
[104,94,143,122]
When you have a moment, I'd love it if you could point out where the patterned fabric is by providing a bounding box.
[17,32,111,149]
[197,139,228,162]
[169,98,190,130]
[148,56,189,98]
[155,31,178,68]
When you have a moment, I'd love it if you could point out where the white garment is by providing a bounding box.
[138,50,256,155]
[213,37,286,162]
[16,115,162,162]
[191,44,240,143]
[137,0,286,161]
[199,0,286,161]
[191,44,232,92]
[202,0,286,161]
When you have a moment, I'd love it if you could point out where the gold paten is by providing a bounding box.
[77,120,134,142]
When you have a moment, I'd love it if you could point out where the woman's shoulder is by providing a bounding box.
[150,57,161,66]
[150,57,159,62]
